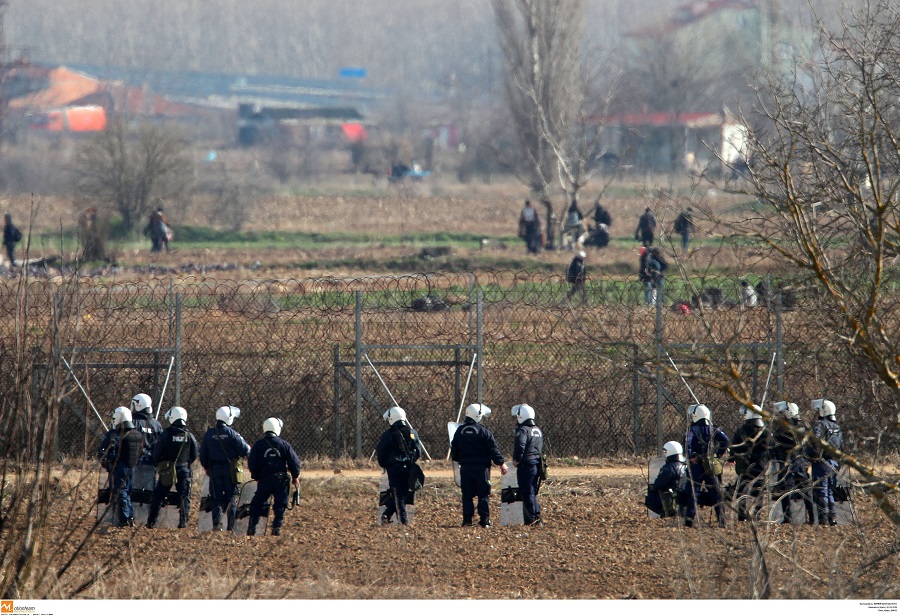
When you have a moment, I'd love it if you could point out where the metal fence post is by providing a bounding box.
[776,290,784,397]
[333,344,341,458]
[655,282,664,454]
[632,343,641,455]
[476,290,483,405]
[174,292,182,406]
[354,290,363,459]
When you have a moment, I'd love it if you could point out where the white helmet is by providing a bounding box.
[465,403,491,423]
[263,417,283,436]
[130,393,152,415]
[215,405,241,425]
[165,406,188,425]
[774,401,799,419]
[112,406,132,429]
[740,404,762,421]
[812,399,836,419]
[577,250,586,259]
[662,441,684,460]
[688,404,710,424]
[383,406,407,425]
[511,403,536,424]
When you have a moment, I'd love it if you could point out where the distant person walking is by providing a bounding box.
[562,199,585,251]
[518,200,543,254]
[3,213,21,266]
[673,207,696,251]
[566,251,587,303]
[634,207,657,246]
[146,208,171,253]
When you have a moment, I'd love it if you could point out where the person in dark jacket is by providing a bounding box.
[684,404,730,527]
[728,404,770,521]
[247,417,302,536]
[634,207,657,246]
[450,403,508,528]
[146,406,199,529]
[199,405,251,531]
[511,404,544,525]
[376,406,422,525]
[673,207,696,251]
[130,393,163,467]
[566,251,587,302]
[592,200,612,228]
[646,441,691,525]
[772,401,813,524]
[3,213,21,266]
[98,407,144,527]
[806,399,843,526]
[563,199,585,250]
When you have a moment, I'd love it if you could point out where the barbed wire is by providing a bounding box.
[0,270,894,461]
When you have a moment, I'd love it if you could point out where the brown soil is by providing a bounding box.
[58,464,899,600]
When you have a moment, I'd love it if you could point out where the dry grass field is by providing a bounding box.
[34,461,894,601]
[1,176,773,280]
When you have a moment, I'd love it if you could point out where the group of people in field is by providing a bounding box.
[98,393,546,534]
[647,398,845,527]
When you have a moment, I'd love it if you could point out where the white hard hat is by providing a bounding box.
[662,441,684,460]
[130,393,152,414]
[383,406,407,425]
[511,403,536,424]
[774,401,799,419]
[112,406,132,428]
[740,404,762,421]
[465,403,491,423]
[577,251,586,259]
[812,399,836,419]
[215,405,241,425]
[263,417,283,436]
[165,406,188,425]
[688,404,710,423]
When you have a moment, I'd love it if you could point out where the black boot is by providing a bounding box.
[247,515,259,536]
[828,513,838,526]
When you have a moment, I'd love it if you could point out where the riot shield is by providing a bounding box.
[499,468,524,526]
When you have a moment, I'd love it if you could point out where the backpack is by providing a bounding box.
[11,226,21,243]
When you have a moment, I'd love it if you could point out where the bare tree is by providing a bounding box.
[72,119,193,233]
[491,0,581,249]
[675,0,900,523]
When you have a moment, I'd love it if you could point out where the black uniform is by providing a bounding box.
[376,420,422,525]
[98,423,144,526]
[147,420,198,528]
[729,418,770,521]
[512,419,544,525]
[199,422,251,530]
[247,432,302,536]
[132,410,163,467]
[450,417,505,527]
[807,416,843,525]
[647,455,690,521]
[772,417,812,524]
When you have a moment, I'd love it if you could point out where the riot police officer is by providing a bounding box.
[648,441,691,525]
[450,403,508,528]
[728,404,770,521]
[807,399,843,526]
[199,405,251,531]
[376,406,422,525]
[511,403,544,525]
[247,417,301,536]
[684,404,730,527]
[772,401,813,524]
[98,407,144,527]
[130,393,163,467]
[147,407,198,529]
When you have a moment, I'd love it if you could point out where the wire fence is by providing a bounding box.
[0,270,894,462]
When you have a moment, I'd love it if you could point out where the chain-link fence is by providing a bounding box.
[0,270,893,462]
